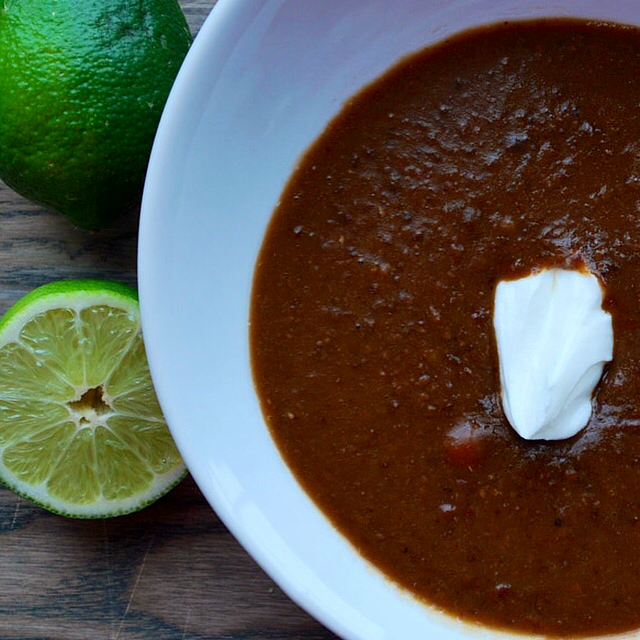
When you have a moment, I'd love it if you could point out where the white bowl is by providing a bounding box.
[138,1,640,638]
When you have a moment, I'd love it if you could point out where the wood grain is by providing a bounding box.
[0,2,339,638]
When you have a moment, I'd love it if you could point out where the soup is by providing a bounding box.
[251,19,640,636]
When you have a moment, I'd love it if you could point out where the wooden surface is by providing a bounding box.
[0,2,339,639]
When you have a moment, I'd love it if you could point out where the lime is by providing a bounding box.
[0,0,192,229]
[0,280,186,518]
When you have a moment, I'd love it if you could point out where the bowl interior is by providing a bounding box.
[138,1,640,638]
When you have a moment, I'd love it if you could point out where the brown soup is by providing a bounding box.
[251,19,640,636]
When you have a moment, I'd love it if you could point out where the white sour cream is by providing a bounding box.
[493,267,613,441]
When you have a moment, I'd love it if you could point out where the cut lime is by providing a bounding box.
[0,279,186,517]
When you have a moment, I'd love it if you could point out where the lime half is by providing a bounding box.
[0,280,186,517]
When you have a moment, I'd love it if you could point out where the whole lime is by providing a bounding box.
[0,0,192,229]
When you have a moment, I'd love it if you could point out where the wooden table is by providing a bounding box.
[0,2,339,638]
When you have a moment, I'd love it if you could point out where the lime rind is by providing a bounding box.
[0,279,187,518]
[0,458,187,519]
[0,280,139,337]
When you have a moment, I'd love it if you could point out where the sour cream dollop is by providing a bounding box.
[493,267,613,441]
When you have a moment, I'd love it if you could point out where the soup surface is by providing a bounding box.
[251,19,640,636]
